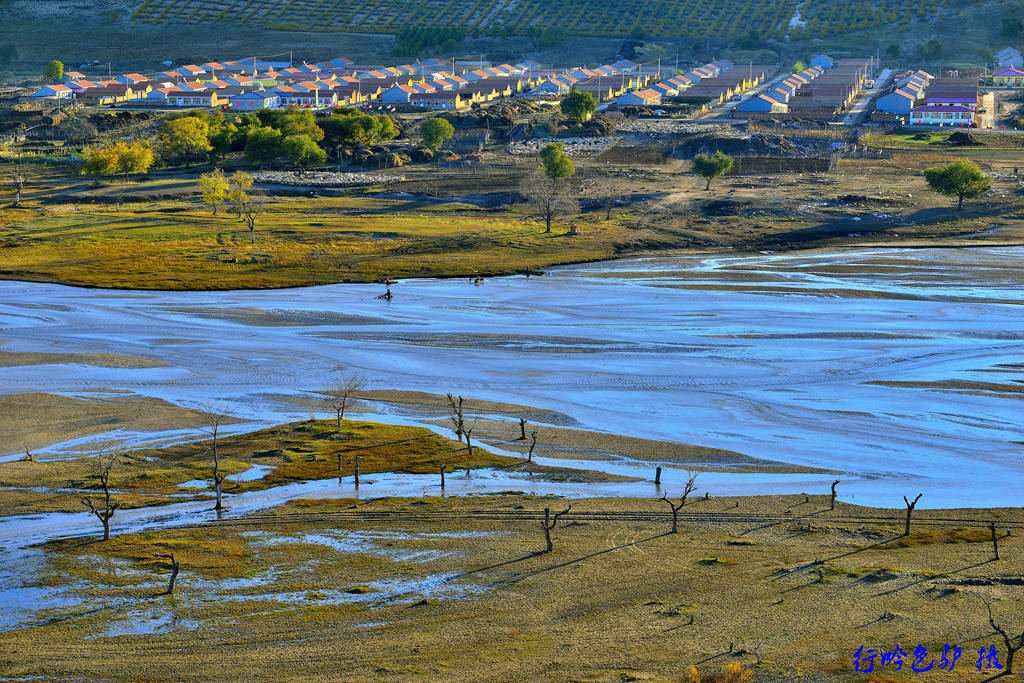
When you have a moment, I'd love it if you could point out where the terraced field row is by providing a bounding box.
[129,0,969,40]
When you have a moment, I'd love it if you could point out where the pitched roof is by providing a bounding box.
[911,104,973,112]
[994,67,1024,77]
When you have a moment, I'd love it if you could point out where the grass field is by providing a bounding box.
[4,146,1024,291]
[2,492,1021,681]
[0,189,651,289]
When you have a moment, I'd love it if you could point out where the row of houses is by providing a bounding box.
[27,56,585,112]
[608,60,773,109]
[28,53,772,115]
[874,69,978,125]
[734,56,871,120]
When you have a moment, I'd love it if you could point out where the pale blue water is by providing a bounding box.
[0,247,1022,509]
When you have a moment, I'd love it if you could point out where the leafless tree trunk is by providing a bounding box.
[603,193,617,220]
[659,493,685,533]
[541,504,571,552]
[464,428,474,456]
[655,466,662,485]
[8,157,26,207]
[440,464,446,489]
[158,553,180,595]
[518,418,527,440]
[80,447,123,541]
[353,452,360,486]
[329,373,367,431]
[528,431,537,462]
[903,493,922,536]
[239,193,265,246]
[201,409,229,511]
[987,601,1023,674]
[991,520,1000,561]
[521,173,578,234]
[445,393,465,442]
[830,479,840,510]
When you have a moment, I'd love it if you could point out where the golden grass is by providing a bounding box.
[0,194,645,289]
[2,494,1019,681]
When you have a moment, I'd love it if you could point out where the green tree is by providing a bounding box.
[419,117,455,151]
[540,142,575,183]
[244,126,282,168]
[281,134,326,169]
[41,59,64,83]
[1001,14,1024,38]
[159,116,211,168]
[116,141,155,179]
[280,106,324,142]
[886,44,901,58]
[228,171,254,216]
[375,114,399,141]
[923,159,991,211]
[0,44,18,67]
[793,60,807,72]
[692,151,734,190]
[320,111,383,154]
[198,168,229,215]
[209,122,240,160]
[560,90,597,123]
[975,47,994,65]
[921,39,943,62]
[81,146,121,177]
[81,141,153,180]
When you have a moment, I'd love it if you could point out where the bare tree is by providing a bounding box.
[440,463,446,489]
[464,427,475,456]
[353,451,360,486]
[527,430,537,462]
[830,479,840,510]
[659,473,698,533]
[239,192,266,246]
[990,520,1000,561]
[158,553,180,595]
[541,504,571,553]
[445,393,466,442]
[201,409,230,511]
[986,601,1023,674]
[602,192,618,220]
[518,417,528,440]
[7,156,26,208]
[328,373,367,431]
[521,173,578,233]
[80,447,123,541]
[903,493,922,536]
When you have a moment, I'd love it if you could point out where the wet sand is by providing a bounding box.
[0,351,168,369]
[0,393,218,458]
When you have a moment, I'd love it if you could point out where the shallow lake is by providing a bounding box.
[1,247,1022,508]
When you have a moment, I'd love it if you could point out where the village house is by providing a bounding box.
[227,90,280,110]
[25,84,75,101]
[993,67,1024,87]
[409,91,468,110]
[733,92,788,115]
[909,104,975,125]
[615,88,662,106]
[996,47,1023,68]
[166,89,221,107]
